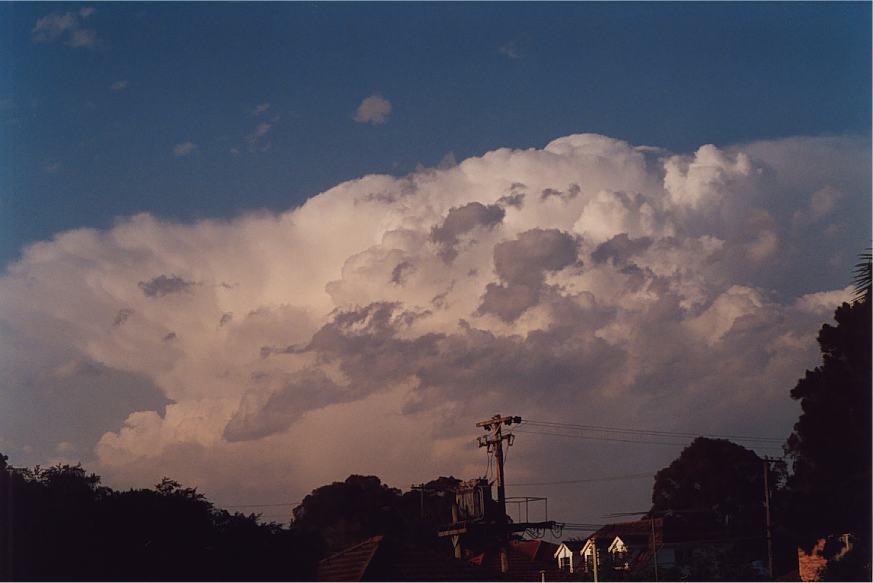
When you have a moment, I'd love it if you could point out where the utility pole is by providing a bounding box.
[477,414,521,575]
[440,415,555,572]
[411,484,426,520]
[592,538,599,583]
[763,458,775,580]
[650,515,659,583]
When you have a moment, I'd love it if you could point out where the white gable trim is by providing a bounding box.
[554,544,573,559]
[608,536,628,554]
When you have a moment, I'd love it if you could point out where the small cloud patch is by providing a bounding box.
[354,94,392,125]
[32,9,100,48]
[173,142,197,157]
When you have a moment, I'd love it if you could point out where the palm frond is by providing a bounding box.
[851,248,871,303]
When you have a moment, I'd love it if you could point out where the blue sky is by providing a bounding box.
[1,2,870,268]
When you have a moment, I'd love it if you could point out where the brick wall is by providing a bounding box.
[797,539,827,582]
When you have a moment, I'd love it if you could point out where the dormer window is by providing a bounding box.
[608,537,630,569]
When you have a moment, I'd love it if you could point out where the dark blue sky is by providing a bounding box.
[2,2,870,267]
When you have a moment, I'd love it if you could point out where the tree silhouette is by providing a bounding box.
[851,249,871,303]
[291,474,404,553]
[650,437,779,580]
[784,251,872,580]
[0,457,324,581]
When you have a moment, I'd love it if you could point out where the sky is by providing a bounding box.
[0,3,871,528]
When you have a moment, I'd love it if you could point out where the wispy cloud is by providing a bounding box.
[498,42,522,60]
[353,94,392,125]
[32,9,100,49]
[110,80,130,92]
[241,112,278,153]
[248,123,272,143]
[173,142,197,157]
[498,34,532,60]
[251,103,271,116]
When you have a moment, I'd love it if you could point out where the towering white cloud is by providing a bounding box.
[0,133,867,515]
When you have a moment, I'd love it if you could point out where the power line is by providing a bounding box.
[513,427,784,451]
[521,419,784,444]
[523,419,785,442]
[219,501,301,509]
[603,507,722,518]
[507,472,654,487]
[512,428,695,448]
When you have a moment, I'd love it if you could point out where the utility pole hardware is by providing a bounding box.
[477,414,520,574]
[437,414,559,577]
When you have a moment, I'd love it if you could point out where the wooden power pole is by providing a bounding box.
[438,415,556,573]
[477,414,521,575]
[763,458,775,580]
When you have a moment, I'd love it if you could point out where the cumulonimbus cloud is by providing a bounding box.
[0,132,868,506]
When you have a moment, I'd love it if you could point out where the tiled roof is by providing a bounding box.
[385,546,486,581]
[514,540,559,561]
[470,540,572,581]
[316,535,487,581]
[317,535,383,582]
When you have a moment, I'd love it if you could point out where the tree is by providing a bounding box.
[851,249,871,303]
[291,474,405,552]
[650,437,779,580]
[290,474,464,555]
[784,251,872,580]
[0,455,324,581]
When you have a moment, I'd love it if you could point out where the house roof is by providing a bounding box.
[555,540,586,555]
[589,518,664,548]
[317,536,383,582]
[316,535,487,582]
[470,540,573,582]
[383,546,487,581]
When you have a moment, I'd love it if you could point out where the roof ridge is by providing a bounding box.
[319,534,384,565]
[353,535,383,581]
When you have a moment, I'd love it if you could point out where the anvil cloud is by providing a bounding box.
[0,133,868,511]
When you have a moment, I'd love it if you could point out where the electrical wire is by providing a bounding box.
[512,427,696,448]
[507,472,654,487]
[521,419,784,444]
[220,501,301,509]
[513,427,784,452]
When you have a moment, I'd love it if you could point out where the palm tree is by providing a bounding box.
[851,248,871,303]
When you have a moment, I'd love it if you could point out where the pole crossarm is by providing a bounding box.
[476,415,522,431]
[438,520,560,537]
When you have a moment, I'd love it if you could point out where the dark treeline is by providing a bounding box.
[0,460,323,581]
[0,457,466,581]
